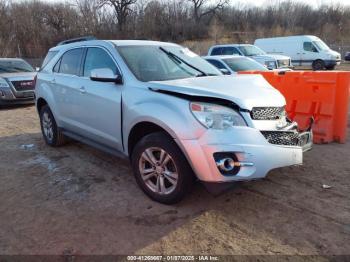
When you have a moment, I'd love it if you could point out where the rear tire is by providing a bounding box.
[131,132,195,204]
[39,105,67,147]
[312,60,325,71]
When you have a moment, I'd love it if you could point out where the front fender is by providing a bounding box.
[123,87,206,154]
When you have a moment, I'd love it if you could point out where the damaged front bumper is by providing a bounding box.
[178,120,312,193]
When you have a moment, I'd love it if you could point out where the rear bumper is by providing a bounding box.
[179,127,312,184]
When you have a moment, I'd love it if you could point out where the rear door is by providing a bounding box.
[75,47,123,151]
[52,48,85,132]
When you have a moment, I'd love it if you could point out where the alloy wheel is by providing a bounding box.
[138,147,178,195]
[42,112,54,142]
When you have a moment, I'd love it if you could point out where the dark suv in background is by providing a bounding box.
[0,58,36,106]
[345,52,350,61]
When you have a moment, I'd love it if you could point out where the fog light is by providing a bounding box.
[214,152,254,176]
[216,158,235,172]
[213,152,240,176]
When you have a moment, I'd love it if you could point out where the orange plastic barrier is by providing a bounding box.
[239,71,350,144]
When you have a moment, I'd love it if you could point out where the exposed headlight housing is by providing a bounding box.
[0,77,10,88]
[190,102,247,129]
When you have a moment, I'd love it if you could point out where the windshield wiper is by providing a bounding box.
[159,47,207,77]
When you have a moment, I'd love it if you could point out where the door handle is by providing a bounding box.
[79,86,86,94]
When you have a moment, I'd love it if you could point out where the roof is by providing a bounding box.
[50,39,179,51]
[256,35,320,41]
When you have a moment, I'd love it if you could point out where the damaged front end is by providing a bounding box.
[251,106,313,152]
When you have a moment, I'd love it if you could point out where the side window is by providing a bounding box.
[222,47,240,55]
[303,42,318,52]
[59,48,84,75]
[211,47,222,56]
[207,59,226,70]
[83,47,119,77]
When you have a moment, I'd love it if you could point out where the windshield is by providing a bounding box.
[0,60,34,73]
[238,45,266,56]
[223,57,268,72]
[313,40,330,51]
[117,45,221,82]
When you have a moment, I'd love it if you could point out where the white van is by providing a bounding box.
[255,35,341,70]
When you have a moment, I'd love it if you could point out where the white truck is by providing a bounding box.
[255,35,341,71]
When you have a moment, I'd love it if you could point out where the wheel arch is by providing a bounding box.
[127,121,175,157]
[36,97,48,113]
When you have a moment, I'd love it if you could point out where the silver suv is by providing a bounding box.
[35,38,312,204]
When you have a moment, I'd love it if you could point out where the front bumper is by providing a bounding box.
[179,127,312,183]
[324,59,341,67]
[0,88,35,105]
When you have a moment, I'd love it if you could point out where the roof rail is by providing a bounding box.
[57,36,97,46]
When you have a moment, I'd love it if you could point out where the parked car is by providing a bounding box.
[0,58,36,106]
[208,44,292,70]
[345,52,350,61]
[203,55,269,74]
[255,35,341,70]
[35,38,312,204]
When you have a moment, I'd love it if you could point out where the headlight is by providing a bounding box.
[265,61,276,69]
[190,102,247,129]
[0,77,10,88]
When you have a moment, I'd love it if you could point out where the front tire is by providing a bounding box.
[312,60,325,71]
[39,105,67,147]
[131,132,195,204]
[325,65,336,70]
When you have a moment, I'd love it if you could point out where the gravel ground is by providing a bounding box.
[0,100,349,256]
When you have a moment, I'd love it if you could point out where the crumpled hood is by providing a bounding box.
[0,72,36,81]
[150,75,286,110]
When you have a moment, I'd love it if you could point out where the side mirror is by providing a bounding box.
[90,68,122,84]
[220,68,231,75]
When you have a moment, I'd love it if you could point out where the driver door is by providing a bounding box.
[301,42,318,67]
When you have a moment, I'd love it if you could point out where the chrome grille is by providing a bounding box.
[261,131,299,146]
[251,107,285,120]
[11,80,35,91]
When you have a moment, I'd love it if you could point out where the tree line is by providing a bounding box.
[0,0,349,59]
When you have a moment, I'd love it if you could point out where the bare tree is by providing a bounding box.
[98,0,137,32]
[187,0,228,23]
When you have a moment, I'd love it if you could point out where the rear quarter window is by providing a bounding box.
[41,51,59,69]
[58,48,84,75]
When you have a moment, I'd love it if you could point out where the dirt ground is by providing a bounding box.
[0,69,350,256]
